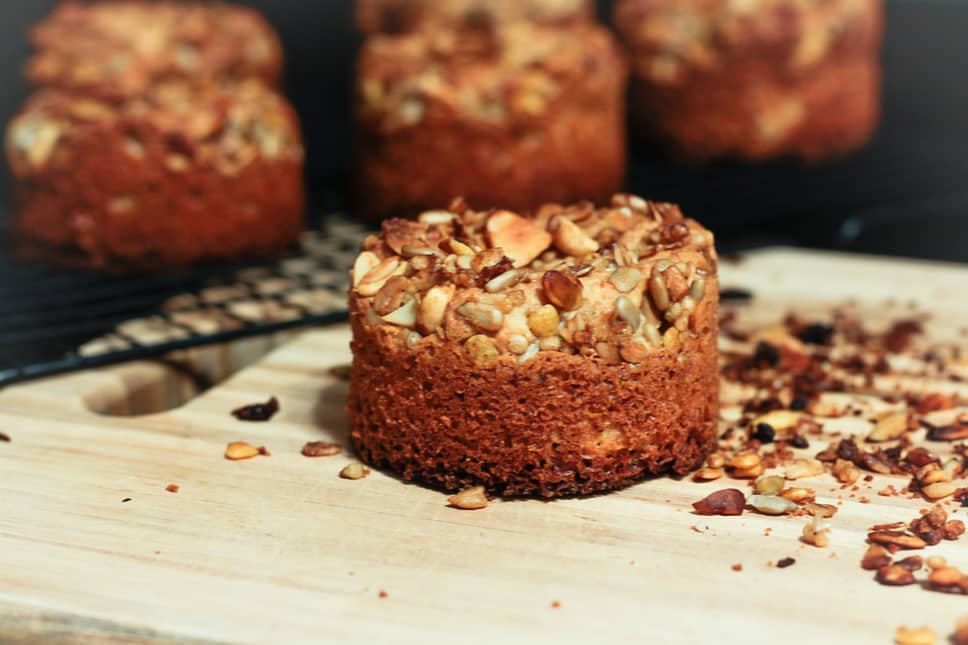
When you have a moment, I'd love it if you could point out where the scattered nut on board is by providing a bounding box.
[894,625,937,645]
[340,463,371,480]
[165,484,179,493]
[225,441,268,460]
[301,441,342,457]
[448,486,488,510]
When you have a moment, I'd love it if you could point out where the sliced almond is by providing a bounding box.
[357,257,403,296]
[485,210,551,268]
[418,285,453,334]
[549,215,598,257]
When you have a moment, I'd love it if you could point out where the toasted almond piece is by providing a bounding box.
[693,467,724,481]
[780,487,815,503]
[730,463,765,479]
[785,458,825,480]
[485,210,551,268]
[894,626,937,645]
[869,411,910,442]
[928,566,964,587]
[542,270,583,311]
[339,462,370,480]
[381,298,417,327]
[357,257,403,297]
[729,452,761,470]
[418,209,455,225]
[861,544,892,570]
[753,475,785,495]
[225,441,263,461]
[706,453,726,469]
[448,486,488,509]
[301,441,342,457]
[922,481,956,500]
[868,531,927,550]
[352,251,380,287]
[549,215,598,257]
[753,410,801,432]
[747,494,797,516]
[417,285,453,334]
[877,565,917,586]
[801,520,830,547]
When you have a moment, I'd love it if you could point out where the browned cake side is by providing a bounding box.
[614,0,884,161]
[356,0,595,34]
[28,0,283,103]
[5,80,305,271]
[348,195,719,497]
[354,22,628,221]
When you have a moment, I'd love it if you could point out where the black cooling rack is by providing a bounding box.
[0,212,370,387]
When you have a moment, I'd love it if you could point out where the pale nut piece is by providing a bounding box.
[731,463,765,479]
[485,268,524,293]
[801,520,831,548]
[693,467,724,481]
[448,486,488,510]
[418,285,453,334]
[615,296,642,329]
[448,238,476,256]
[869,412,910,442]
[381,298,417,328]
[662,265,689,302]
[619,337,650,364]
[549,215,599,257]
[609,267,642,293]
[729,452,761,470]
[752,410,800,432]
[418,209,455,225]
[706,453,726,469]
[780,487,815,503]
[485,210,551,268]
[507,334,530,355]
[225,441,264,461]
[921,482,956,500]
[753,475,785,496]
[357,257,403,297]
[339,462,370,480]
[527,304,560,338]
[785,458,825,480]
[458,301,504,332]
[928,566,964,587]
[352,251,380,287]
[747,494,797,516]
[464,335,500,366]
[894,626,938,645]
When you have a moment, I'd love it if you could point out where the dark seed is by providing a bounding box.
[791,435,810,449]
[122,498,132,503]
[719,287,753,302]
[797,323,834,345]
[754,423,776,443]
[790,397,809,411]
[753,342,780,368]
[232,396,280,422]
[777,557,796,569]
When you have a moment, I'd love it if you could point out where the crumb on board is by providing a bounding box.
[165,483,179,493]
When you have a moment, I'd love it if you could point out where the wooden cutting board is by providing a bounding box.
[1,248,967,645]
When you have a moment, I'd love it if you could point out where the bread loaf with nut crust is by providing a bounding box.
[348,195,719,497]
[5,80,304,270]
[354,20,628,221]
[27,0,283,103]
[356,0,595,34]
[614,0,883,160]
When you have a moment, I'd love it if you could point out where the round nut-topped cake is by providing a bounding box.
[614,0,884,160]
[27,0,283,103]
[356,0,594,34]
[5,79,304,270]
[348,194,719,497]
[354,19,628,221]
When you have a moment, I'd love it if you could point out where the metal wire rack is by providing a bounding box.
[0,213,370,387]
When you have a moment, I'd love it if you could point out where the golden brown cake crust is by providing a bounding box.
[356,0,595,34]
[5,81,305,270]
[614,0,884,160]
[354,22,628,220]
[347,195,719,497]
[28,0,283,103]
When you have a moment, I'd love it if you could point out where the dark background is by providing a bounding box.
[1,0,966,260]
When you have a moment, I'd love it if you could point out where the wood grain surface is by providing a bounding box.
[1,248,967,645]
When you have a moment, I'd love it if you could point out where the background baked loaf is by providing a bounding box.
[356,0,595,34]
[614,0,884,160]
[354,20,628,221]
[5,79,304,270]
[27,0,284,103]
[348,194,719,497]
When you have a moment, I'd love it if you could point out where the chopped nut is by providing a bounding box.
[752,410,801,432]
[458,301,504,332]
[609,267,642,293]
[803,502,838,518]
[418,285,453,334]
[706,453,726,469]
[802,519,831,547]
[528,304,560,338]
[339,463,370,480]
[731,463,766,479]
[928,566,963,588]
[954,617,968,645]
[785,458,825,480]
[381,298,418,327]
[225,441,265,461]
[832,458,860,485]
[485,210,551,268]
[693,467,724,481]
[868,531,927,550]
[922,482,956,501]
[301,441,342,457]
[448,486,488,510]
[542,270,583,311]
[895,555,924,571]
[944,520,966,540]
[464,335,500,366]
[753,475,785,495]
[877,565,918,586]
[550,215,599,257]
[357,257,403,297]
[747,494,797,516]
[692,489,745,516]
[861,544,892,570]
[894,626,937,645]
[729,452,761,470]
[780,487,815,503]
[165,483,179,493]
[869,412,910,442]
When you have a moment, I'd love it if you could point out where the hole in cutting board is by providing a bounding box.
[84,333,299,417]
